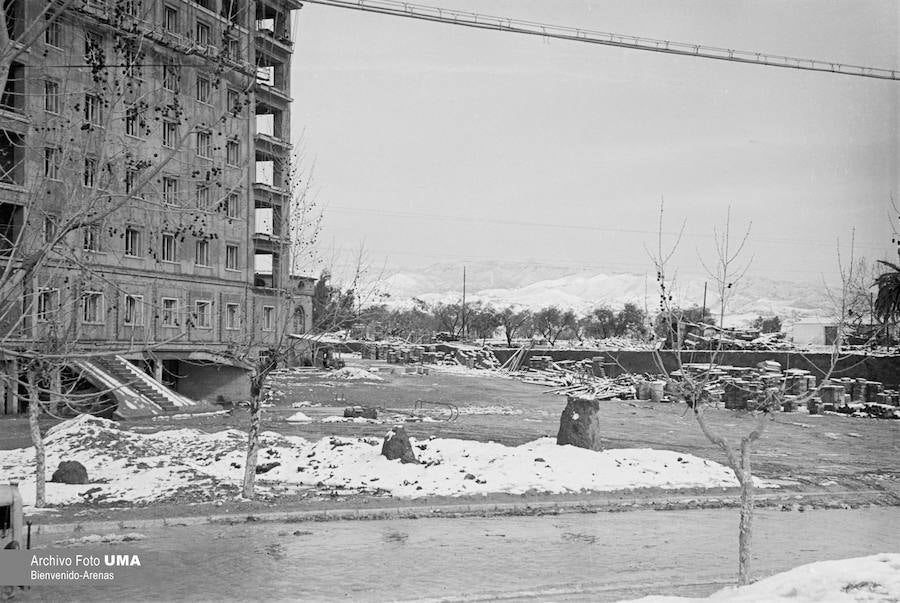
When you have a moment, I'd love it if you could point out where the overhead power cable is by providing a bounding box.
[300,0,899,81]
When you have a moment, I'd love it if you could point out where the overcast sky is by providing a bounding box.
[290,1,899,284]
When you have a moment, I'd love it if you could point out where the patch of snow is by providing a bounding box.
[285,412,312,423]
[624,553,900,602]
[327,367,384,381]
[55,533,146,546]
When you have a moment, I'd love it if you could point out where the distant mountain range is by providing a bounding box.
[369,261,836,326]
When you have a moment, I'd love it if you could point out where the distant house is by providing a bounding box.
[791,318,840,346]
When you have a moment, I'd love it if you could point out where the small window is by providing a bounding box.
[196,74,211,103]
[162,120,177,147]
[124,227,141,257]
[44,147,60,180]
[83,157,96,188]
[163,63,180,91]
[227,89,241,116]
[43,216,58,243]
[225,37,241,61]
[83,224,101,252]
[226,140,240,166]
[164,5,179,33]
[45,15,61,48]
[225,193,239,218]
[161,232,176,262]
[196,131,211,158]
[125,168,138,194]
[84,93,102,126]
[44,81,60,114]
[82,291,104,324]
[263,306,275,331]
[195,239,209,266]
[84,31,103,63]
[225,244,238,270]
[123,294,143,326]
[123,42,139,78]
[196,184,210,210]
[194,300,211,328]
[225,303,239,330]
[161,297,178,326]
[196,21,210,46]
[162,177,178,205]
[125,106,139,137]
[37,288,59,322]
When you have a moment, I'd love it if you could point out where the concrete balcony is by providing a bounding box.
[254,132,292,157]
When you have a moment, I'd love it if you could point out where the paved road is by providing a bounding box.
[20,507,899,602]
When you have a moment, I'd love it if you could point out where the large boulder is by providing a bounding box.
[50,460,89,484]
[381,425,418,464]
[556,396,604,451]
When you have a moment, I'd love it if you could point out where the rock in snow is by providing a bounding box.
[557,396,604,451]
[381,425,419,464]
[50,460,89,484]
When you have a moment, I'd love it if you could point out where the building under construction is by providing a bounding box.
[0,0,313,417]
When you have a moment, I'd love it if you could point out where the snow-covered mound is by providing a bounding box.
[285,411,312,423]
[626,553,900,602]
[326,367,384,381]
[2,415,768,509]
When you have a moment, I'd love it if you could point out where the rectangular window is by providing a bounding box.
[196,184,210,210]
[225,244,238,270]
[84,31,103,62]
[125,168,137,194]
[163,63,180,91]
[225,303,239,330]
[44,147,60,180]
[194,239,209,266]
[124,227,141,257]
[196,131,211,158]
[226,140,240,166]
[82,291,104,324]
[164,5,179,33]
[123,294,143,326]
[43,216,57,243]
[125,106,139,136]
[194,300,211,328]
[37,288,59,322]
[196,21,210,46]
[263,306,274,331]
[162,120,177,147]
[161,232,176,262]
[225,193,239,218]
[196,75,211,103]
[161,297,178,326]
[83,157,96,188]
[162,177,178,205]
[84,93,102,126]
[225,37,240,60]
[227,89,241,115]
[45,16,61,48]
[123,43,138,78]
[44,81,60,114]
[83,224,101,252]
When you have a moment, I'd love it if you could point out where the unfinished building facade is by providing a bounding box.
[0,0,312,417]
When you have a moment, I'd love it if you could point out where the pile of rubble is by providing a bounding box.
[674,361,900,419]
[361,343,501,369]
[682,324,794,351]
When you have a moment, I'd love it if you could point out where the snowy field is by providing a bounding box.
[0,415,769,510]
[627,553,900,602]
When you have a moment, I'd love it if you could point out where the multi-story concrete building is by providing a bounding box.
[0,0,312,416]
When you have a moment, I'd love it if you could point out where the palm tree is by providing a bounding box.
[874,260,900,344]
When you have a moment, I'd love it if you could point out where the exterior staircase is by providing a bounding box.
[74,355,206,419]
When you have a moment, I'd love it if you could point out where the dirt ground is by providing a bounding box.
[2,357,898,524]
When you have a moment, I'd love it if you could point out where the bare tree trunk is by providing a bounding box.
[241,374,264,498]
[26,368,46,507]
[737,467,754,585]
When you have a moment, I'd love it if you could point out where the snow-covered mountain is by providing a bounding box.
[369,261,835,325]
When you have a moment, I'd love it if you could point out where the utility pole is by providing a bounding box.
[461,266,467,340]
[701,281,708,323]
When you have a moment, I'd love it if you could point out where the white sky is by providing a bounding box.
[290,1,899,283]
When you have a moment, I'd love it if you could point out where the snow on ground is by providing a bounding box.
[625,554,900,602]
[326,367,384,381]
[285,412,312,423]
[428,364,513,379]
[2,415,770,510]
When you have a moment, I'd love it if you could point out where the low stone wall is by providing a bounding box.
[491,348,900,387]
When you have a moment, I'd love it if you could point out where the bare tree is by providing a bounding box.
[648,199,850,585]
